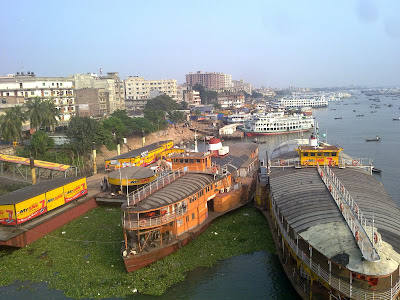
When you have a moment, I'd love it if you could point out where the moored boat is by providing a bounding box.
[255,134,400,299]
[120,140,259,272]
[240,111,314,136]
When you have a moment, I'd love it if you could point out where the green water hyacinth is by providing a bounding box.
[0,206,275,299]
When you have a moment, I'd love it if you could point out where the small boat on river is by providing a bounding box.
[393,117,400,121]
[366,136,380,142]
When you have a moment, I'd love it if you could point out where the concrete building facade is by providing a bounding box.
[217,91,245,109]
[124,76,177,111]
[185,71,232,90]
[184,89,201,106]
[72,72,125,115]
[75,88,109,118]
[0,73,75,123]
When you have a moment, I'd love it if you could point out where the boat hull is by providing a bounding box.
[243,129,310,136]
[123,220,211,272]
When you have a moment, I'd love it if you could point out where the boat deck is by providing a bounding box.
[269,166,400,276]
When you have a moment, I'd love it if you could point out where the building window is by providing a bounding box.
[192,213,195,219]
[42,83,45,86]
[52,83,54,86]
[60,83,63,86]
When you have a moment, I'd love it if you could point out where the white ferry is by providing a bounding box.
[223,113,251,124]
[241,111,314,136]
[280,95,328,108]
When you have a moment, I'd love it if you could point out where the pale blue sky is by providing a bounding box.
[1,0,399,88]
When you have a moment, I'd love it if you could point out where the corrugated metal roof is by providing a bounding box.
[130,173,214,211]
[108,166,154,180]
[211,143,258,171]
[106,140,172,161]
[334,168,400,253]
[0,177,84,205]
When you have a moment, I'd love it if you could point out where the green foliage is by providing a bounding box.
[101,117,129,144]
[130,117,155,133]
[180,101,188,110]
[168,111,185,124]
[143,95,178,130]
[251,91,264,98]
[192,84,218,104]
[95,122,114,149]
[0,206,274,298]
[0,107,25,142]
[29,130,55,157]
[66,116,99,156]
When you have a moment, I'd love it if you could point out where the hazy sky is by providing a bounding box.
[1,0,399,88]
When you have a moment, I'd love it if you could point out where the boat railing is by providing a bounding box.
[126,167,189,206]
[271,196,399,300]
[317,164,380,262]
[339,157,373,170]
[123,209,186,229]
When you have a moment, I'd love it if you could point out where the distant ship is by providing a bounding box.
[240,111,314,136]
[280,95,328,108]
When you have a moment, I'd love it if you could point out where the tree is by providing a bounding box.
[192,84,218,104]
[143,95,178,130]
[25,96,46,130]
[29,130,55,157]
[130,117,155,133]
[0,107,25,142]
[101,116,129,144]
[168,111,185,124]
[251,91,264,98]
[42,99,59,130]
[66,116,100,156]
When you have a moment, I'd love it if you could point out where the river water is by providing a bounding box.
[1,92,399,299]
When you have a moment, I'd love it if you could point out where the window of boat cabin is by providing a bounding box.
[186,216,189,222]
[331,152,337,156]
[324,152,329,156]
[303,152,309,156]
[180,159,183,163]
[189,159,194,163]
[196,159,201,163]
[192,213,195,219]
[310,152,315,156]
[317,152,322,156]
[184,159,188,163]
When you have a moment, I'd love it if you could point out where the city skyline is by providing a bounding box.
[1,0,400,88]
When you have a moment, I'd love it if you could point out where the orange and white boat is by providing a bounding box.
[121,139,259,272]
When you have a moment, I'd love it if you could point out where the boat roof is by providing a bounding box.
[108,166,154,180]
[126,173,214,211]
[0,177,84,205]
[106,140,172,161]
[212,143,258,173]
[269,167,400,276]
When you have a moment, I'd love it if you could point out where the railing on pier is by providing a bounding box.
[123,209,186,229]
[125,165,224,207]
[317,164,380,262]
[126,167,190,206]
[269,157,373,171]
[271,196,400,300]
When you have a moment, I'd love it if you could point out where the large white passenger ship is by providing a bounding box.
[280,95,328,108]
[241,111,314,136]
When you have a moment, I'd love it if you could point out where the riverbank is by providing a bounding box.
[0,205,275,299]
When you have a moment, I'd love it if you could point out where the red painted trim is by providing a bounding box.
[0,197,98,248]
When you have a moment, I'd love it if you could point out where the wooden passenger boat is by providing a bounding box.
[121,141,259,272]
[255,134,400,299]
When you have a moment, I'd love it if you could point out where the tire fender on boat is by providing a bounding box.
[177,240,183,249]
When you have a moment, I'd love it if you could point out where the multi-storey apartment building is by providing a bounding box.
[232,79,252,95]
[124,76,177,111]
[185,71,232,90]
[72,72,125,115]
[217,91,245,109]
[75,88,109,117]
[0,72,75,123]
[184,89,201,106]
